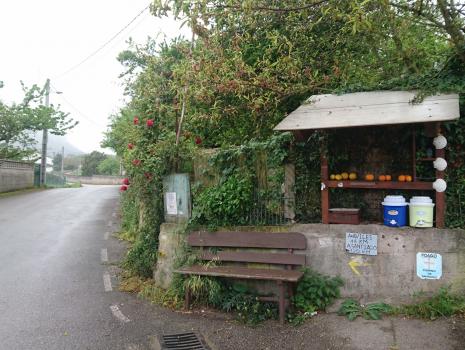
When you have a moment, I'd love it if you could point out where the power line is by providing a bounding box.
[54,4,150,79]
[51,83,105,128]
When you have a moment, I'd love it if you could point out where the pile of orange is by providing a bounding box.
[330,172,357,181]
[378,175,392,181]
[398,174,413,182]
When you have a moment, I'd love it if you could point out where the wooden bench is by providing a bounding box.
[175,231,307,324]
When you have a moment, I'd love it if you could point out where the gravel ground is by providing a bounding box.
[110,236,465,350]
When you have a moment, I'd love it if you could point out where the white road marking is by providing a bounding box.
[126,344,142,350]
[101,248,108,263]
[104,231,110,240]
[110,305,130,323]
[103,272,113,292]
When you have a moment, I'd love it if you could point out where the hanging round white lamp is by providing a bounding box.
[432,179,447,192]
[433,135,447,149]
[433,157,447,171]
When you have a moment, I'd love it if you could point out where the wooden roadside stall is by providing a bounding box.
[274,91,460,228]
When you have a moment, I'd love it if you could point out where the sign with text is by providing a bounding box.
[165,192,178,215]
[417,252,442,279]
[345,232,378,256]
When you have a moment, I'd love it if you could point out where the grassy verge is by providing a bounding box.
[338,287,465,321]
[0,187,48,198]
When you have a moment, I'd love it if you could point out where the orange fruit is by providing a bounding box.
[398,175,406,182]
[335,174,343,181]
[365,174,375,181]
[405,175,413,182]
[385,175,392,181]
[378,175,386,181]
[330,174,336,180]
[341,172,349,180]
[349,172,357,180]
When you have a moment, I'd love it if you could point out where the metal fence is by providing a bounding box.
[0,159,34,170]
[245,192,295,225]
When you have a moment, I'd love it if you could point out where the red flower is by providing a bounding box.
[122,178,130,185]
[144,172,153,180]
[133,116,139,125]
[128,143,134,150]
[120,185,128,192]
[132,159,141,166]
[195,136,202,145]
[146,119,154,127]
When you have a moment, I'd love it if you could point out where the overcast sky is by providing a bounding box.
[0,1,189,153]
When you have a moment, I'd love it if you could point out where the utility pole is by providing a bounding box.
[61,146,65,176]
[40,79,50,186]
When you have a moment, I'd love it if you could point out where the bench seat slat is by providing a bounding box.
[188,231,307,249]
[175,265,303,282]
[200,251,306,265]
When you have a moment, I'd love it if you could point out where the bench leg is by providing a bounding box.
[185,286,191,310]
[277,281,286,325]
[288,283,295,312]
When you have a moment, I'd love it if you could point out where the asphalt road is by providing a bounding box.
[0,186,159,350]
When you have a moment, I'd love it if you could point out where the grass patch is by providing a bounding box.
[393,287,465,320]
[64,182,81,188]
[0,187,47,198]
[116,230,137,243]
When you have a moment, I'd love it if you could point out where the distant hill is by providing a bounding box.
[33,133,84,156]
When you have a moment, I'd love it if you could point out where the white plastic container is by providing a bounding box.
[409,196,435,228]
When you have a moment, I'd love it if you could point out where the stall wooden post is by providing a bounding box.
[435,124,446,228]
[321,156,329,224]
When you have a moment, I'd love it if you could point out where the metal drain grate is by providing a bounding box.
[161,332,208,350]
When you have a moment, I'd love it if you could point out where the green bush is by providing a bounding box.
[293,269,344,312]
[338,299,393,321]
[192,173,254,228]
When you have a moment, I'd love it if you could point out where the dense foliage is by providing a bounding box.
[104,0,465,279]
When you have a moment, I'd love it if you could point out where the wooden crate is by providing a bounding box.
[328,208,360,225]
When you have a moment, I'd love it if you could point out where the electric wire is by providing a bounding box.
[54,4,150,79]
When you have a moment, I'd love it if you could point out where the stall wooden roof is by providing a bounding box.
[274,91,460,131]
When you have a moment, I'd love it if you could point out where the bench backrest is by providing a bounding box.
[187,231,307,266]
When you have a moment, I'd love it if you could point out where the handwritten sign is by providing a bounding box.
[417,252,442,279]
[345,232,378,256]
[165,192,177,215]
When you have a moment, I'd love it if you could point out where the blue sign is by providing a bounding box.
[416,252,442,280]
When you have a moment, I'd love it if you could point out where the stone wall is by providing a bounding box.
[296,224,465,302]
[0,160,34,193]
[66,175,124,185]
[155,223,465,303]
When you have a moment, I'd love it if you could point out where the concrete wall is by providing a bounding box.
[0,160,34,193]
[155,223,465,303]
[66,175,124,185]
[296,224,465,302]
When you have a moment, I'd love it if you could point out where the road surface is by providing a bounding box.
[0,186,160,350]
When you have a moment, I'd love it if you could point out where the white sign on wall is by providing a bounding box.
[165,192,178,215]
[345,232,378,256]
[416,252,442,280]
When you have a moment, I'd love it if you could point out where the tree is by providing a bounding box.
[0,81,78,160]
[97,156,120,175]
[81,151,107,176]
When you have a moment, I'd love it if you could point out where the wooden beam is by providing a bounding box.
[321,155,329,224]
